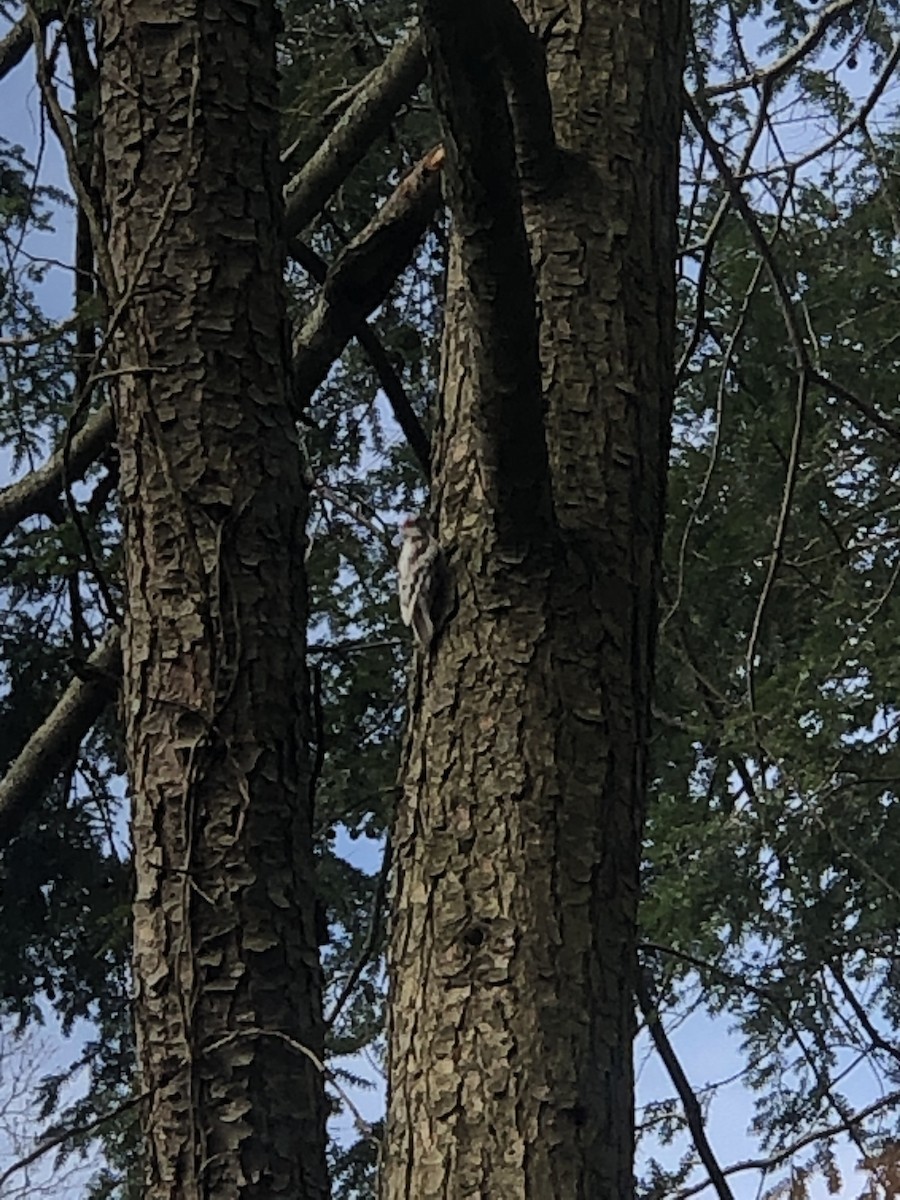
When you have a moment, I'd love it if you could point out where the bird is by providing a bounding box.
[397,515,443,651]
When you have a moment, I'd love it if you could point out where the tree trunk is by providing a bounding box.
[98,3,328,1198]
[384,1,686,1196]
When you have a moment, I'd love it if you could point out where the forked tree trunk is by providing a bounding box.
[384,1,686,1196]
[98,3,328,1197]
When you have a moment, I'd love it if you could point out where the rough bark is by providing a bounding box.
[0,21,429,548]
[0,133,440,551]
[97,3,328,1198]
[384,0,686,1196]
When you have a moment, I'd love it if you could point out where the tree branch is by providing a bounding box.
[674,1088,900,1200]
[290,239,431,477]
[291,145,444,409]
[325,839,392,1029]
[0,404,114,547]
[701,0,866,98]
[284,24,427,238]
[0,6,53,84]
[0,625,121,844]
[420,0,552,535]
[637,970,736,1200]
[0,148,442,545]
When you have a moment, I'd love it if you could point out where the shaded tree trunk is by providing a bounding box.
[98,3,328,1197]
[384,1,686,1196]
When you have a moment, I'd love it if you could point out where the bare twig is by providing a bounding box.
[829,964,900,1070]
[326,840,392,1029]
[663,256,767,635]
[684,96,813,725]
[677,81,775,384]
[744,370,809,719]
[313,483,395,547]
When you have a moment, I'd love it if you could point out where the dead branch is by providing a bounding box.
[291,145,444,406]
[0,625,121,844]
[290,239,432,476]
[285,24,427,238]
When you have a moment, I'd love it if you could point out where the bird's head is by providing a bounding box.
[399,515,429,539]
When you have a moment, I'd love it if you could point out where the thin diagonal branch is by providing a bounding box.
[325,840,392,1029]
[637,970,736,1200]
[744,371,808,718]
[684,95,811,725]
[830,964,900,1069]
